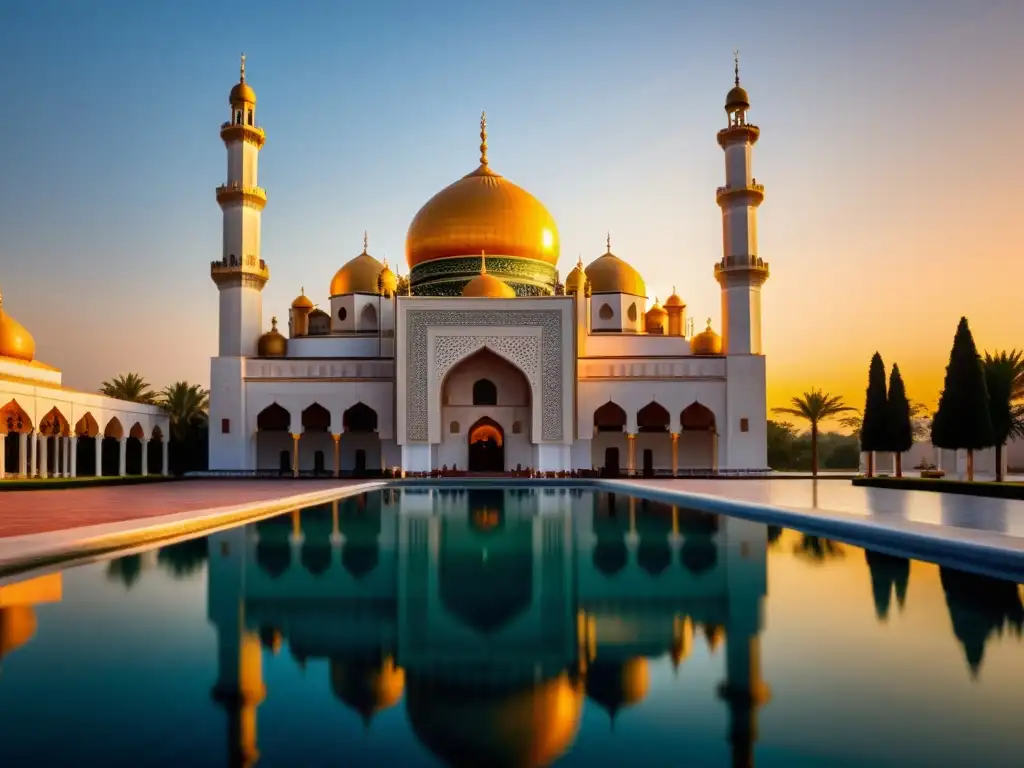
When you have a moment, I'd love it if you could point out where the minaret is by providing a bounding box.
[211,53,269,357]
[714,52,769,355]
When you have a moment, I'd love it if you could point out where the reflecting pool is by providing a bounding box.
[1,487,1023,767]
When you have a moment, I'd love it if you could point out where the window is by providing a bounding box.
[472,379,498,406]
[221,418,230,434]
[512,421,522,434]
[627,303,638,322]
[598,303,614,320]
[337,307,347,321]
[247,111,254,126]
[740,418,749,433]
[450,421,460,434]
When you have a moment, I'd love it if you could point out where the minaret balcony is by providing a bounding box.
[211,255,270,289]
[716,123,760,147]
[714,255,770,287]
[220,122,266,149]
[716,183,765,206]
[216,183,268,210]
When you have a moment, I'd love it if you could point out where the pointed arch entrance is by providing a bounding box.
[467,417,504,473]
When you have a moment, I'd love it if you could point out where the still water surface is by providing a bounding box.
[0,488,1022,767]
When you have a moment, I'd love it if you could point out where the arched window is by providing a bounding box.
[627,303,638,322]
[599,304,614,320]
[247,110,254,126]
[472,379,498,406]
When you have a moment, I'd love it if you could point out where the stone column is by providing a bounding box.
[141,438,149,476]
[29,431,38,477]
[162,438,170,476]
[118,437,127,477]
[39,435,48,479]
[0,433,5,479]
[63,436,71,478]
[671,432,679,476]
[626,433,636,476]
[69,435,78,478]
[291,433,301,478]
[94,435,103,476]
[711,430,719,472]
[331,434,341,478]
[18,432,28,476]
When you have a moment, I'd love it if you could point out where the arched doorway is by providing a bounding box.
[256,403,291,473]
[1,399,33,476]
[467,417,504,473]
[593,401,627,477]
[38,407,69,477]
[75,412,100,477]
[301,403,332,476]
[440,348,531,472]
[102,417,124,476]
[343,402,380,476]
[637,401,671,478]
[680,402,717,471]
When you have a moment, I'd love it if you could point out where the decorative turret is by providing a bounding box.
[462,252,516,298]
[211,54,269,358]
[644,298,667,334]
[714,51,769,355]
[289,288,313,338]
[664,288,686,337]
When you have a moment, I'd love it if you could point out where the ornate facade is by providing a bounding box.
[208,55,770,476]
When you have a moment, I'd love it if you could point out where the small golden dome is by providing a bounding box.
[690,319,723,356]
[330,234,385,296]
[643,296,667,331]
[0,605,37,660]
[291,288,314,310]
[406,672,584,767]
[462,252,517,298]
[257,317,287,357]
[330,656,406,725]
[564,256,587,295]
[0,289,36,363]
[664,288,685,308]
[726,85,749,111]
[378,259,398,295]
[585,235,646,296]
[585,657,650,719]
[406,113,559,269]
[230,81,256,105]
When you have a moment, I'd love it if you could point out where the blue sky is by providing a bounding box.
[0,0,1020,404]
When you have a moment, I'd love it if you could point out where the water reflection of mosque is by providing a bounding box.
[208,488,771,767]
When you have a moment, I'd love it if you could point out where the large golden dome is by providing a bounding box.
[406,114,559,270]
[585,236,646,296]
[406,672,583,767]
[330,235,385,296]
[0,289,36,363]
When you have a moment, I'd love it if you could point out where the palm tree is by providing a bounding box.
[773,389,855,476]
[982,350,1024,482]
[158,381,210,442]
[99,372,156,404]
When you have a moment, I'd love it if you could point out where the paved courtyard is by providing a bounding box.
[0,480,349,539]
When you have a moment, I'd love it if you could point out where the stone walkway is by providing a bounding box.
[0,480,349,538]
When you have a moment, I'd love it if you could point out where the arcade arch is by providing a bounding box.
[341,402,381,475]
[438,348,531,472]
[255,403,292,474]
[635,401,671,478]
[592,401,627,476]
[679,402,717,471]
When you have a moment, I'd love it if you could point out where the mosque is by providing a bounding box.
[0,291,170,479]
[208,56,770,476]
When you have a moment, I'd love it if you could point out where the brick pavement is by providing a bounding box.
[0,480,351,538]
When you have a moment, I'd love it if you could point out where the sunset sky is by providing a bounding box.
[0,0,1021,426]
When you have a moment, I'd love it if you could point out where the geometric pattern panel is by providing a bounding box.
[405,309,564,441]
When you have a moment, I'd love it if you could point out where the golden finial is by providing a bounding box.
[672,284,677,294]
[270,316,278,330]
[240,53,247,82]
[733,49,740,87]
[480,250,487,275]
[577,253,584,269]
[479,111,488,167]
[606,232,612,253]
[300,286,305,295]
[382,256,389,268]
[655,296,660,304]
[363,230,368,253]
[706,317,713,331]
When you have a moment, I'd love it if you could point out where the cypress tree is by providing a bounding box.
[885,363,914,477]
[931,317,995,480]
[860,352,889,476]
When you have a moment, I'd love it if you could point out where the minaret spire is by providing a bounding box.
[733,49,740,86]
[240,52,246,82]
[479,112,488,167]
[606,232,612,253]
[363,230,368,254]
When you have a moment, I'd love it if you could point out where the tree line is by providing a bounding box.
[99,373,209,475]
[771,317,1023,481]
